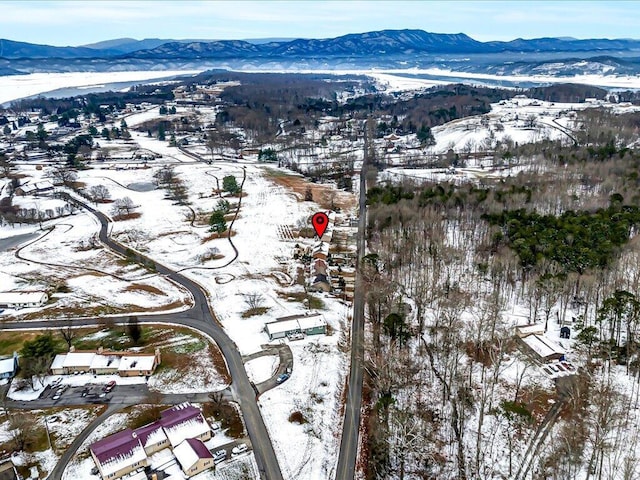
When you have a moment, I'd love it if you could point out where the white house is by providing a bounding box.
[0,291,48,309]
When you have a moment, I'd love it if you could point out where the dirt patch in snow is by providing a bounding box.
[264,170,355,211]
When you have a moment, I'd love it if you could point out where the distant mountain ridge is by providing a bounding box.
[4,29,640,60]
[4,29,640,78]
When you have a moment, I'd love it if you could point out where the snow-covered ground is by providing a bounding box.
[244,355,278,384]
[149,343,229,393]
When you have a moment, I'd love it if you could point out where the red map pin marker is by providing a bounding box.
[312,212,329,239]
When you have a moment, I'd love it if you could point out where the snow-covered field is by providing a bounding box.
[0,70,202,105]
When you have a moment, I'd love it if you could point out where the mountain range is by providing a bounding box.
[2,29,640,77]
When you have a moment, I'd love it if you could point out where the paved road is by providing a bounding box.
[1,193,284,480]
[48,404,122,480]
[0,232,38,252]
[334,122,369,480]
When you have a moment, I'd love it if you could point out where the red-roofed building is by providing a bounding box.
[89,429,148,480]
[89,403,212,480]
[174,438,214,477]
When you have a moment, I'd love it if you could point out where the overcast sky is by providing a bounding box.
[2,1,639,46]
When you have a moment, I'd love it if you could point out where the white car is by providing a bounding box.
[232,444,248,455]
[213,450,226,464]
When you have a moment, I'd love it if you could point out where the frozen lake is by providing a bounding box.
[0,70,203,106]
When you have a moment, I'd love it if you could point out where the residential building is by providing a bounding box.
[160,403,212,448]
[89,429,148,480]
[134,422,169,456]
[0,291,48,309]
[174,438,214,477]
[264,313,328,340]
[89,403,212,480]
[50,348,160,376]
[518,333,565,363]
[14,180,54,196]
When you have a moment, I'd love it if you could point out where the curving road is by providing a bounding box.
[1,191,284,480]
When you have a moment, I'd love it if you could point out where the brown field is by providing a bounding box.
[124,283,167,296]
[264,169,356,211]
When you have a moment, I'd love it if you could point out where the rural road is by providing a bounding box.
[47,404,121,480]
[334,121,369,480]
[1,192,284,480]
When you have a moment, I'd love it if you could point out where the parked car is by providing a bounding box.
[81,388,90,397]
[213,450,226,463]
[232,444,248,455]
[52,393,61,400]
[276,373,290,384]
[51,378,62,387]
[103,380,116,393]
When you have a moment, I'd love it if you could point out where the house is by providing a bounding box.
[265,313,327,340]
[160,403,212,448]
[0,291,48,309]
[0,353,19,379]
[89,429,148,480]
[50,348,160,376]
[0,459,17,480]
[309,274,331,293]
[518,334,565,363]
[311,242,329,261]
[264,319,302,340]
[174,438,214,477]
[14,180,54,196]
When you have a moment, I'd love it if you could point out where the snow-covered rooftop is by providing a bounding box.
[118,355,156,372]
[298,315,327,330]
[50,354,66,371]
[521,334,564,360]
[90,354,121,370]
[99,442,147,477]
[134,422,167,448]
[265,319,301,335]
[173,438,212,471]
[0,291,47,305]
[163,417,210,447]
[62,352,96,368]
